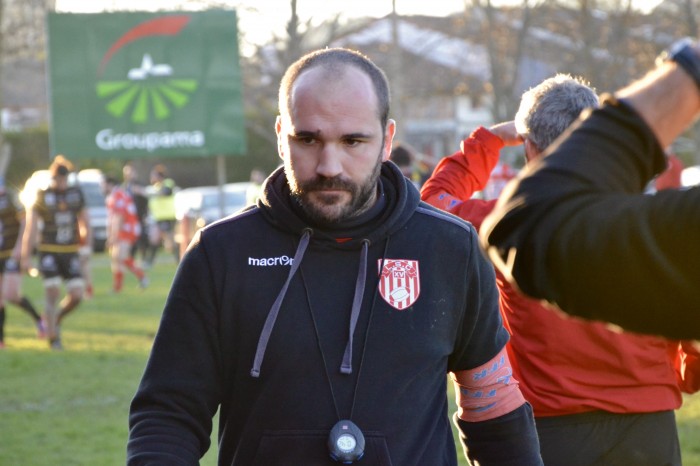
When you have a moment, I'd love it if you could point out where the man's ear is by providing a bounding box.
[524,138,541,162]
[275,115,284,161]
[382,119,397,162]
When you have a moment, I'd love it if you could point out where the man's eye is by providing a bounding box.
[344,139,361,147]
[295,136,316,145]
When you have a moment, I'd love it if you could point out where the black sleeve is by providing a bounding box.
[448,222,510,372]
[127,239,222,465]
[455,403,542,466]
[481,97,700,340]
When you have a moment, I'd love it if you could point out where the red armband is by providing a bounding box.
[451,346,526,422]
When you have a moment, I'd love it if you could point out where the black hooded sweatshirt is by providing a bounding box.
[127,162,540,465]
[481,97,700,340]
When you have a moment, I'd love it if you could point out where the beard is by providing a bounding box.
[287,154,383,225]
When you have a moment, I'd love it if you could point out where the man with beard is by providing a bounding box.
[127,48,541,465]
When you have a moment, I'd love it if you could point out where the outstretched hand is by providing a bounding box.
[488,121,524,147]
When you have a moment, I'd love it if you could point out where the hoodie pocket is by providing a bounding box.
[252,429,393,465]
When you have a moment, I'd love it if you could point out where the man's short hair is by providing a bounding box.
[514,74,599,151]
[151,164,168,179]
[278,47,391,130]
[50,154,74,177]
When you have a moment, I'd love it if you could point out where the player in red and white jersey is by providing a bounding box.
[104,176,148,293]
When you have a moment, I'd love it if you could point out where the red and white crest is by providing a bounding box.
[378,259,420,310]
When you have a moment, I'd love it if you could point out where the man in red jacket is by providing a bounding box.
[421,74,700,465]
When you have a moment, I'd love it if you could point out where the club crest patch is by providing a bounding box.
[378,259,420,310]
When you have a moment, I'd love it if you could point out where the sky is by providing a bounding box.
[53,0,471,49]
[55,0,665,53]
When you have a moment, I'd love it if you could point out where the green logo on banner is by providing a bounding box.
[48,10,247,159]
[96,54,199,124]
[96,16,198,124]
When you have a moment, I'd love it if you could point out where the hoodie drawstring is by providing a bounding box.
[340,239,369,374]
[250,229,311,378]
[250,232,372,378]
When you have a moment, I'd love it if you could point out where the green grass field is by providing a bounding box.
[1,253,699,465]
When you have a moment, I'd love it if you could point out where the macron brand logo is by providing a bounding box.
[248,256,294,267]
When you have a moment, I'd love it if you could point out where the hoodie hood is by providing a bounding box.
[249,161,422,378]
[257,161,420,248]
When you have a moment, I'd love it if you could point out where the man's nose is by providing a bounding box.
[316,144,343,178]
